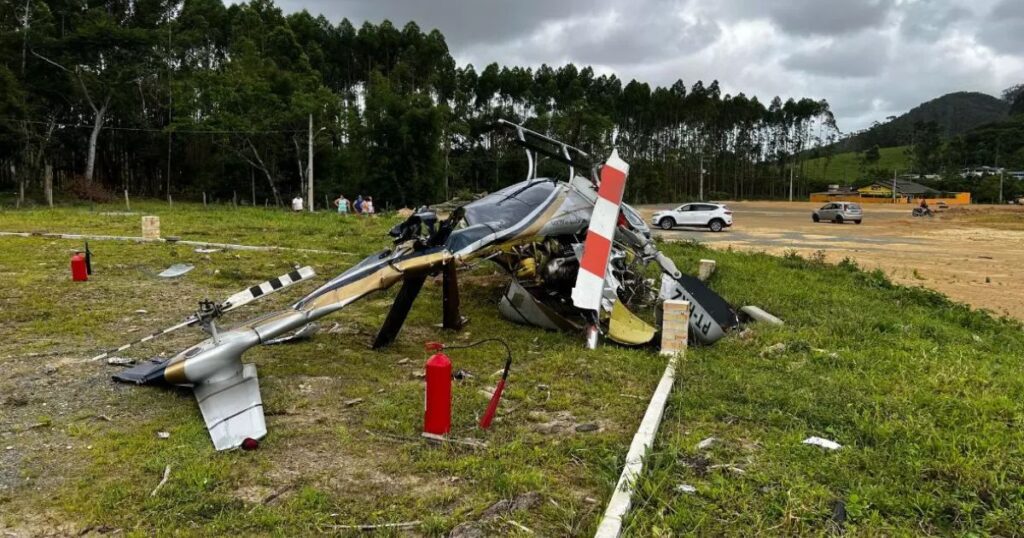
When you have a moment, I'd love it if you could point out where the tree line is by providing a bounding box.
[0,0,839,209]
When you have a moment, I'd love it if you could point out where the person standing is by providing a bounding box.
[291,195,304,212]
[364,196,375,215]
[353,195,363,214]
[334,194,349,215]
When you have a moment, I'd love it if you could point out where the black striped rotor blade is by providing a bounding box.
[89,316,197,362]
[220,266,316,312]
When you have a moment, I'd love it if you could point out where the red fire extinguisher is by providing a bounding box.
[423,339,512,435]
[71,252,89,282]
[423,350,452,436]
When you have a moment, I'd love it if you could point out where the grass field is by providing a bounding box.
[802,146,912,184]
[2,202,1024,535]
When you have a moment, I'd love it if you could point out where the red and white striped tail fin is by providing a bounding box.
[571,150,630,312]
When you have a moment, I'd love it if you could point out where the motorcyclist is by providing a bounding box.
[919,198,931,216]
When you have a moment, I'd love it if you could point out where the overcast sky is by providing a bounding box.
[276,0,1024,133]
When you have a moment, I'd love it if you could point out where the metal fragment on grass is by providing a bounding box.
[696,436,717,450]
[676,484,697,494]
[803,436,842,450]
[158,263,194,278]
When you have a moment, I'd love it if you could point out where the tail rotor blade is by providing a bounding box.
[220,266,316,312]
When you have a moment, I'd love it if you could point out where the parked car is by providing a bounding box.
[651,202,733,232]
[812,202,862,224]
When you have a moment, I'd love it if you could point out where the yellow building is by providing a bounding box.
[811,180,970,205]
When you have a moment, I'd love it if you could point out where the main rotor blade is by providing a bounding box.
[221,266,316,312]
[89,317,197,362]
[88,266,316,362]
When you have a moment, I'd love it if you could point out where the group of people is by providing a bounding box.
[333,194,374,215]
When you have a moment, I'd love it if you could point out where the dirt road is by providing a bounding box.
[640,201,1024,319]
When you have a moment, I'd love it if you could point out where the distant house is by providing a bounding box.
[811,179,969,205]
[858,180,940,200]
[960,166,1005,178]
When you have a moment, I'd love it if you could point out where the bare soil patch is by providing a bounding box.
[643,201,1024,319]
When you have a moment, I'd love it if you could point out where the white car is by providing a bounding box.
[652,203,733,232]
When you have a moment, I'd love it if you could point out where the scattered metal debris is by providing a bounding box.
[106,357,135,366]
[150,465,171,497]
[696,436,717,450]
[803,436,842,450]
[741,305,784,325]
[343,398,363,408]
[156,432,170,439]
[325,521,422,531]
[157,263,194,278]
[676,484,697,494]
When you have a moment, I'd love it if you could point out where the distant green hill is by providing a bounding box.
[837,92,1009,152]
[802,146,912,185]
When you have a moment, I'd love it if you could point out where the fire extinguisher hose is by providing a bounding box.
[430,339,512,429]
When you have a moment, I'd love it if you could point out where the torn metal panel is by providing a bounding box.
[158,263,194,278]
[499,280,580,332]
[607,301,656,346]
[194,363,266,451]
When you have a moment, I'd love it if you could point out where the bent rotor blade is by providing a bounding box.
[89,317,197,362]
[89,266,316,362]
[571,150,630,312]
[221,266,316,312]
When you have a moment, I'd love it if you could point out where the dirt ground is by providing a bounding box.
[640,201,1024,319]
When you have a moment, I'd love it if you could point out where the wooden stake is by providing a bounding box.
[124,189,130,211]
[44,164,53,208]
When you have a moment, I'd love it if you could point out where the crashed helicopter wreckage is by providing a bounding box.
[97,120,740,451]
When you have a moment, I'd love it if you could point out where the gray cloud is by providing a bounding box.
[899,3,973,42]
[709,0,895,36]
[783,31,892,78]
[270,0,1024,133]
[277,0,602,47]
[978,0,1024,54]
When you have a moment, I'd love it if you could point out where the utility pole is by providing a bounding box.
[999,170,1004,204]
[892,169,897,203]
[699,154,704,201]
[788,167,794,202]
[307,114,314,212]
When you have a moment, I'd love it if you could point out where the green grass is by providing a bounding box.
[803,146,912,184]
[2,202,1024,535]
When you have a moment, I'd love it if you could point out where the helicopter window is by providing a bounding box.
[463,181,557,229]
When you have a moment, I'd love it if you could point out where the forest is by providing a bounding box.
[0,0,839,209]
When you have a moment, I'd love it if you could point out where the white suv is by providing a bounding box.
[652,203,733,232]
